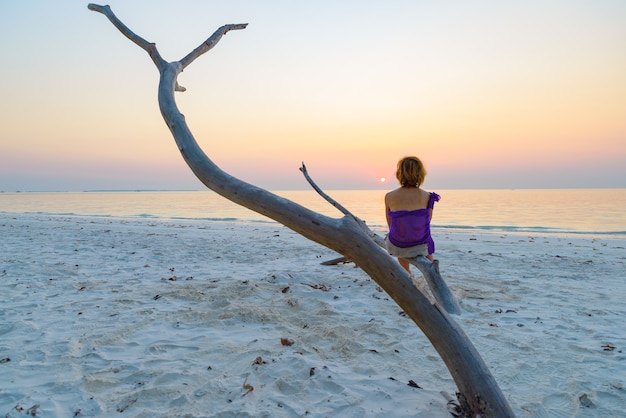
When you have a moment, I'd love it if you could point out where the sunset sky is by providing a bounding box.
[1,1,625,191]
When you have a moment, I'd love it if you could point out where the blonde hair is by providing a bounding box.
[396,156,427,187]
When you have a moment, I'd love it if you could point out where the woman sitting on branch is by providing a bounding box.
[384,156,440,272]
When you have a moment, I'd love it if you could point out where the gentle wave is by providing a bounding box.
[435,223,626,237]
[1,210,278,225]
[169,216,275,224]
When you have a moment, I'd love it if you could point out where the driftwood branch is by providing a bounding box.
[408,257,462,314]
[179,24,248,70]
[300,163,384,246]
[299,163,353,217]
[88,4,515,416]
[87,4,166,68]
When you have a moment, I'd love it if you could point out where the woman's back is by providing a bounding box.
[385,187,440,252]
[384,155,438,265]
[385,187,431,212]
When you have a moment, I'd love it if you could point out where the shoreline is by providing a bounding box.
[1,213,625,417]
[3,210,624,241]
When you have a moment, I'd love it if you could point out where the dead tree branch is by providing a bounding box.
[300,163,384,245]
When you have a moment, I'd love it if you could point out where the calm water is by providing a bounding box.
[1,189,625,237]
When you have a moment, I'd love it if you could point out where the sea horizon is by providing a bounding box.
[2,186,625,193]
[2,188,625,238]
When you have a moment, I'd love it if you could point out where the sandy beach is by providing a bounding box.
[1,212,625,417]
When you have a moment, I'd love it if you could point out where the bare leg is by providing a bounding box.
[398,257,411,273]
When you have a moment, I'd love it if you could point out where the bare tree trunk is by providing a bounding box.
[87,4,515,416]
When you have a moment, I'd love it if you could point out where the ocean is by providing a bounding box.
[1,188,625,238]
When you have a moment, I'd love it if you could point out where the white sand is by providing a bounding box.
[1,213,625,417]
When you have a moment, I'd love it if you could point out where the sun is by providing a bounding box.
[380,177,386,183]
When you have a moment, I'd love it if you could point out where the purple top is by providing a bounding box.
[387,192,440,254]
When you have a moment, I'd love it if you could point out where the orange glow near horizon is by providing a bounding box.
[1,2,625,191]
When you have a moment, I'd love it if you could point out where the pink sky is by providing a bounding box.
[1,1,625,191]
